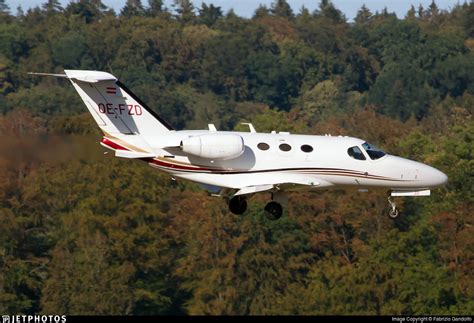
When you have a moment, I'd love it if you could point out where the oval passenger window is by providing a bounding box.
[257,142,270,151]
[301,144,313,153]
[279,143,292,152]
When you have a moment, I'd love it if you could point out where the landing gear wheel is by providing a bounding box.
[386,196,400,219]
[229,196,247,215]
[264,201,283,220]
[388,207,399,219]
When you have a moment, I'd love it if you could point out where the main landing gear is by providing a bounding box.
[264,201,283,220]
[229,195,247,215]
[228,192,285,221]
[385,196,400,219]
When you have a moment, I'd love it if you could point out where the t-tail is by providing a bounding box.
[63,70,173,135]
[29,70,173,156]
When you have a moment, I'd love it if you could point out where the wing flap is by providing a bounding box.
[234,175,321,196]
[235,185,274,196]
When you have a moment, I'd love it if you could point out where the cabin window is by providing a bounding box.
[257,142,270,151]
[301,144,313,153]
[279,143,292,152]
[348,146,366,160]
[362,142,386,160]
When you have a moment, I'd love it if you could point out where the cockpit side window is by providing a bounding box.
[362,142,386,160]
[348,146,366,160]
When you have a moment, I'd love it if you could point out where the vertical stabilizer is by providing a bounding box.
[64,69,173,136]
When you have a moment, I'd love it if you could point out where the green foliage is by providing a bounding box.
[277,223,462,315]
[4,84,81,116]
[368,62,436,120]
[234,106,306,133]
[433,53,474,97]
[0,55,13,95]
[51,32,89,68]
[271,0,293,19]
[147,0,164,17]
[64,0,109,24]
[302,80,342,119]
[0,24,28,63]
[355,5,372,25]
[433,122,474,204]
[0,0,9,15]
[175,202,312,315]
[174,0,195,23]
[0,1,472,316]
[42,0,63,15]
[121,0,145,18]
[198,3,222,27]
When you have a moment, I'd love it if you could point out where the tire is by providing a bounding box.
[264,201,283,220]
[229,196,247,215]
[388,207,399,219]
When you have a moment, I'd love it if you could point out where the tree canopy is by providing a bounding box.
[0,0,472,315]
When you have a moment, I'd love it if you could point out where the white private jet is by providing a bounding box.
[29,70,448,220]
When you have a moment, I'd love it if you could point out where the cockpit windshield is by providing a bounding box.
[362,142,386,160]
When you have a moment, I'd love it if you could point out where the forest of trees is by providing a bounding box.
[0,0,473,315]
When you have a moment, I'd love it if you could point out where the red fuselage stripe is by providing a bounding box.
[143,158,216,171]
[101,138,129,151]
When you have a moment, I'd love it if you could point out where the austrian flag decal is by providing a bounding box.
[106,86,117,94]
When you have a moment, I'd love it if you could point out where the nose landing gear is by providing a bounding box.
[386,196,400,219]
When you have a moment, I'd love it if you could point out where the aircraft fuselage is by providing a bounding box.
[101,130,448,193]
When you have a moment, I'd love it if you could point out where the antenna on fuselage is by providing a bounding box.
[241,123,257,133]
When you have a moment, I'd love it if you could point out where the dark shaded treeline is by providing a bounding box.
[0,0,473,315]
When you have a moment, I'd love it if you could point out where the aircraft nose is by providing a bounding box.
[423,166,448,188]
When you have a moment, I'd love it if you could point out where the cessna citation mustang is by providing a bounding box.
[29,70,448,220]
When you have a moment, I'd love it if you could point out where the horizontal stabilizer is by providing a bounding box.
[391,189,431,197]
[28,72,67,78]
[64,69,117,83]
[115,150,156,159]
[28,70,117,83]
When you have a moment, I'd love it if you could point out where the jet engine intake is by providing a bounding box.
[180,134,244,159]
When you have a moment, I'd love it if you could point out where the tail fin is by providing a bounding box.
[64,70,173,135]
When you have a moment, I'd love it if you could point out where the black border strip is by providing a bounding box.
[116,80,174,131]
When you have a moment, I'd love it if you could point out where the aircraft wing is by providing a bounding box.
[234,185,275,196]
[233,174,324,196]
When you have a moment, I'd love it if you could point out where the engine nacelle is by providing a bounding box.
[180,134,244,160]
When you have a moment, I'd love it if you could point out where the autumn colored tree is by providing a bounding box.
[0,0,472,315]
